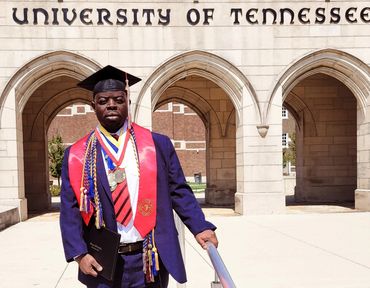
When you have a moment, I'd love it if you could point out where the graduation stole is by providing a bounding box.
[68,123,157,237]
[68,133,95,226]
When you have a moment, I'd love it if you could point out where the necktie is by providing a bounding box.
[112,177,133,226]
[109,132,133,226]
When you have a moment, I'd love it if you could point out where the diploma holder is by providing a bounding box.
[86,226,121,281]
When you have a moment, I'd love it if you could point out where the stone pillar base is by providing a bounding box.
[0,198,28,221]
[355,189,370,211]
[205,188,235,206]
[235,192,285,215]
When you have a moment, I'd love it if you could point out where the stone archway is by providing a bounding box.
[286,74,357,203]
[0,51,100,218]
[23,85,92,211]
[269,49,370,209]
[134,50,272,213]
[154,82,236,205]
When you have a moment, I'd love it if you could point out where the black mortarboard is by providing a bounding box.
[77,65,141,95]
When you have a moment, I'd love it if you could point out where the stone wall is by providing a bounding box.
[0,1,368,216]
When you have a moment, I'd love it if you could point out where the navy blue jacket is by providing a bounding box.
[60,132,216,286]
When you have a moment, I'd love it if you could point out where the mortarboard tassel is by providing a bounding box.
[125,72,131,129]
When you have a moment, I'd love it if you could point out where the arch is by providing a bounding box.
[154,86,224,137]
[135,50,260,126]
[283,91,317,135]
[147,53,240,206]
[0,50,101,214]
[267,49,370,123]
[224,108,236,138]
[31,87,91,141]
[0,50,100,126]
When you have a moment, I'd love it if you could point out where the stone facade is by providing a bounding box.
[0,1,369,219]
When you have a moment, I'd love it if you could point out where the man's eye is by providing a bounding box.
[98,99,107,105]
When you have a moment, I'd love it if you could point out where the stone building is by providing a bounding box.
[0,1,369,222]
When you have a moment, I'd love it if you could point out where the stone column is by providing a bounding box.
[355,105,370,210]
[235,87,285,214]
[22,98,51,212]
[205,110,236,206]
[0,91,27,220]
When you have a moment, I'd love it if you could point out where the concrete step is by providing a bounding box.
[0,205,20,231]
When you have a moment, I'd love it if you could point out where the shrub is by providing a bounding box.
[50,185,61,197]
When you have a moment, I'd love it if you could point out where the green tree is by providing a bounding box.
[48,134,65,187]
[283,132,296,167]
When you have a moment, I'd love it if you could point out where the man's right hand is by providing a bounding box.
[75,254,103,277]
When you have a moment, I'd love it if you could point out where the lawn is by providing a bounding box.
[188,182,206,193]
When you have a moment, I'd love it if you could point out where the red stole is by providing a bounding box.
[68,134,94,226]
[68,123,157,237]
[131,123,157,237]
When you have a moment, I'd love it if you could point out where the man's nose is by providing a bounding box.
[107,98,117,108]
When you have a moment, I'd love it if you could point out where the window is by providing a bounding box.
[282,133,289,148]
[282,107,288,119]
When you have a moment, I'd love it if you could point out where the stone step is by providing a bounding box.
[0,206,20,231]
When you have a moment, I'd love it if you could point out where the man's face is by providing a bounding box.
[92,90,128,133]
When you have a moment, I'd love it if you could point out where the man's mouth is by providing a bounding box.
[105,113,120,119]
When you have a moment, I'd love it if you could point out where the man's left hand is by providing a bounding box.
[195,229,218,249]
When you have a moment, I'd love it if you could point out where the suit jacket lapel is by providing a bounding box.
[96,141,114,208]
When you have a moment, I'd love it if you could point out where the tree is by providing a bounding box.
[48,134,65,187]
[283,132,296,167]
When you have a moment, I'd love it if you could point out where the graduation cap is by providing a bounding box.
[77,65,141,95]
[78,65,141,129]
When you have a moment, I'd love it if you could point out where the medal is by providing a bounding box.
[108,172,117,191]
[114,168,126,183]
[108,168,126,191]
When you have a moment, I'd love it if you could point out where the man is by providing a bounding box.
[60,65,218,288]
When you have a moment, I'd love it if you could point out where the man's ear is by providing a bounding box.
[91,100,96,111]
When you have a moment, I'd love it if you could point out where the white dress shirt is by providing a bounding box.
[98,125,143,243]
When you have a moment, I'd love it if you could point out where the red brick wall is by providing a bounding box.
[152,103,206,180]
[48,103,97,145]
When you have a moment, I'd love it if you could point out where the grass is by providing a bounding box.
[188,182,206,193]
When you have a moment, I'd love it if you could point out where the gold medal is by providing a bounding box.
[114,168,126,183]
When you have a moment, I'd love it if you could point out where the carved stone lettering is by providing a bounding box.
[62,8,77,25]
[187,8,200,25]
[9,6,370,26]
[12,8,28,25]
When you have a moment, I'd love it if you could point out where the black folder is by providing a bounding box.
[86,226,121,281]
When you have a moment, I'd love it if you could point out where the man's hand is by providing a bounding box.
[195,229,218,249]
[75,254,103,277]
